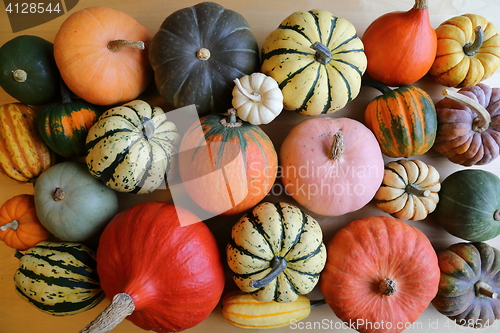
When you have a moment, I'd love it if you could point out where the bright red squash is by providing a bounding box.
[361,0,437,86]
[178,110,278,216]
[81,201,225,333]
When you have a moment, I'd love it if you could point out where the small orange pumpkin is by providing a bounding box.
[0,194,51,250]
[54,7,151,106]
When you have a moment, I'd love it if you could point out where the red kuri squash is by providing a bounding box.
[81,201,225,333]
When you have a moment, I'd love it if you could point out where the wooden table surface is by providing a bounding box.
[1,0,500,332]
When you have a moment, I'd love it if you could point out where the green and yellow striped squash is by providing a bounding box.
[85,100,181,194]
[222,291,320,329]
[14,241,105,316]
[226,202,327,303]
[261,9,367,116]
[0,103,53,182]
[363,80,438,158]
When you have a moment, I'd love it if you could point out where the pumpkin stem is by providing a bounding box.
[442,89,491,133]
[142,117,155,140]
[310,299,327,308]
[464,26,484,56]
[107,40,145,52]
[405,183,431,197]
[310,42,332,65]
[80,293,135,333]
[196,48,211,61]
[413,0,428,10]
[0,220,19,231]
[361,79,393,94]
[329,132,345,160]
[14,249,24,259]
[12,69,27,83]
[379,278,397,296]
[474,280,498,299]
[250,256,287,289]
[220,109,243,128]
[494,209,500,221]
[53,187,65,201]
[233,78,262,103]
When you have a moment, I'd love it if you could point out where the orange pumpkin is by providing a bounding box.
[178,110,278,216]
[54,7,151,106]
[320,216,440,333]
[361,0,437,86]
[0,194,51,250]
[0,103,53,183]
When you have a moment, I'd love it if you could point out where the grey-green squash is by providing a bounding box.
[14,241,105,316]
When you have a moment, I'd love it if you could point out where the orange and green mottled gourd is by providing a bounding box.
[178,110,278,216]
[320,216,441,333]
[36,82,102,158]
[0,103,53,182]
[363,80,438,158]
[0,194,51,251]
[432,242,500,328]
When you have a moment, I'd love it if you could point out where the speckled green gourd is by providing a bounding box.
[226,202,327,303]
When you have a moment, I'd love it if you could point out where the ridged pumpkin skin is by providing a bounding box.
[227,202,326,303]
[432,242,500,328]
[149,2,260,116]
[261,9,367,116]
[86,100,181,194]
[320,216,441,333]
[222,291,312,329]
[364,82,438,158]
[430,14,500,87]
[433,83,500,166]
[0,194,51,251]
[14,241,105,316]
[37,91,102,158]
[0,103,53,182]
[0,35,60,106]
[54,7,151,105]
[433,169,500,242]
[95,202,225,332]
[179,113,277,216]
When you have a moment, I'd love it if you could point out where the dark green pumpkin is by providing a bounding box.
[36,83,102,157]
[363,80,438,157]
[433,169,500,242]
[149,1,260,116]
[432,242,500,328]
[0,35,60,106]
[14,241,105,316]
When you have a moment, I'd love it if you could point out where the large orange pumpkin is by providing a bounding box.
[178,110,278,216]
[320,216,440,333]
[54,7,151,106]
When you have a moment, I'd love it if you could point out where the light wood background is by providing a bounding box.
[1,0,500,332]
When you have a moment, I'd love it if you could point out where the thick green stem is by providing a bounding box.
[310,299,327,308]
[107,40,145,52]
[250,256,287,289]
[361,79,394,94]
[310,42,332,65]
[464,26,484,56]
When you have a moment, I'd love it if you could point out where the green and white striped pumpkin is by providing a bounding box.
[14,241,105,316]
[85,100,181,194]
[226,202,327,303]
[261,9,367,116]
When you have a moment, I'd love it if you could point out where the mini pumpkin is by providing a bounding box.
[432,242,500,328]
[430,13,500,87]
[226,202,327,303]
[320,215,441,333]
[374,159,441,221]
[261,9,367,116]
[232,73,283,125]
[0,194,51,251]
[433,84,500,166]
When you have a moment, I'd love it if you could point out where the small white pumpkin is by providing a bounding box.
[232,73,283,125]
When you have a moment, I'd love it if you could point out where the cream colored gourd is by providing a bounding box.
[374,159,441,221]
[232,73,283,125]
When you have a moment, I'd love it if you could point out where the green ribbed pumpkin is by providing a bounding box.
[226,202,327,303]
[85,100,181,194]
[363,80,438,158]
[14,241,105,316]
[261,9,367,116]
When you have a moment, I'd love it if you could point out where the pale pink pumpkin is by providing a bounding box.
[279,117,384,216]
